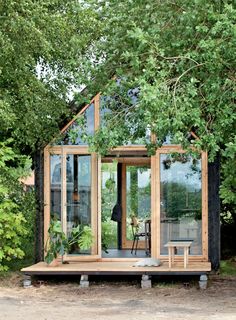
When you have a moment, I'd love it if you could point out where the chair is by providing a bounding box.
[144,219,151,256]
[131,216,146,255]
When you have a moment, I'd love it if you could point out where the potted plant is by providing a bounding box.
[45,219,93,266]
[68,224,94,254]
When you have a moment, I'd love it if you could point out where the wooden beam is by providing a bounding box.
[151,153,158,258]
[61,148,67,235]
[50,146,89,154]
[91,153,98,255]
[102,157,150,165]
[190,131,200,140]
[94,93,100,130]
[97,155,102,257]
[202,151,208,261]
[156,152,161,258]
[43,147,50,258]
[113,146,147,152]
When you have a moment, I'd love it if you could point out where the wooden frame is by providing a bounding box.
[201,151,208,260]
[151,152,159,258]
[44,145,100,261]
[44,92,209,266]
[153,147,208,261]
[121,161,151,250]
[44,93,101,261]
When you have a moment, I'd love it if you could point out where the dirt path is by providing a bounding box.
[0,275,236,320]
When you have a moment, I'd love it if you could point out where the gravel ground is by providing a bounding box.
[0,274,236,320]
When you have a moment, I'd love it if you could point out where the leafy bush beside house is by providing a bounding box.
[0,140,34,271]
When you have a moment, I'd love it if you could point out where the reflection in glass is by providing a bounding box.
[125,127,151,146]
[160,154,202,255]
[66,155,91,254]
[126,166,151,241]
[50,155,61,220]
[100,95,150,145]
[60,103,95,145]
[100,96,111,128]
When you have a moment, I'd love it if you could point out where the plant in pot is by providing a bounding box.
[45,219,93,266]
[68,224,94,254]
[45,220,69,266]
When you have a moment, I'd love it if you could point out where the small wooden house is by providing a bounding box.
[22,93,220,286]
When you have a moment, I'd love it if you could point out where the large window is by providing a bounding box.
[160,153,202,256]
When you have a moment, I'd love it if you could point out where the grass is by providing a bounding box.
[220,259,236,276]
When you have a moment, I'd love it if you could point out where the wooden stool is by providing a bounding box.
[164,241,192,269]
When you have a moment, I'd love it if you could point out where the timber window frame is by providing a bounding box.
[44,93,208,262]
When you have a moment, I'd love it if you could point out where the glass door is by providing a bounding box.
[65,154,93,255]
[63,151,99,258]
[48,149,99,260]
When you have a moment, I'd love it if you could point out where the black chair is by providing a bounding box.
[131,216,146,255]
[144,219,151,256]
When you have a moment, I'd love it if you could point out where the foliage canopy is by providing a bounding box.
[0,0,100,150]
[81,0,236,221]
[82,1,235,160]
[0,0,100,270]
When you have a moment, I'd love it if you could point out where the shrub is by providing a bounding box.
[0,140,31,271]
[0,201,27,271]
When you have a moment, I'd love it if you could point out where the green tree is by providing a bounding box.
[220,138,236,217]
[0,0,100,268]
[85,0,235,155]
[82,0,235,216]
[0,0,101,150]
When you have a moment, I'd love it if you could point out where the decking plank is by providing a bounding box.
[22,261,211,276]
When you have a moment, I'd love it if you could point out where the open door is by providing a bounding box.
[121,163,151,251]
[100,158,151,259]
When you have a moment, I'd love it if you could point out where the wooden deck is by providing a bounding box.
[22,261,211,276]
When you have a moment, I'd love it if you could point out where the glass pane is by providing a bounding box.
[162,134,175,145]
[50,155,61,220]
[100,95,150,145]
[66,154,92,255]
[126,166,151,241]
[125,128,150,146]
[160,154,202,255]
[60,103,95,145]
[100,96,111,128]
[101,163,118,251]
